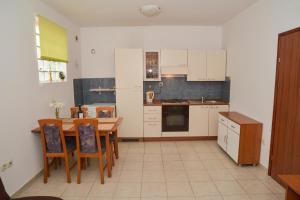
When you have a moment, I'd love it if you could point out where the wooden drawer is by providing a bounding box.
[228,120,240,134]
[144,106,161,114]
[144,113,161,122]
[218,114,228,126]
[144,122,161,137]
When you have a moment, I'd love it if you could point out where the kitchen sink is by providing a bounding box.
[205,100,217,103]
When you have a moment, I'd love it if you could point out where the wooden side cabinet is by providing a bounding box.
[218,112,262,165]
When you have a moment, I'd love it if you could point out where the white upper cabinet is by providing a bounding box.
[187,49,226,81]
[206,50,226,81]
[115,48,143,88]
[144,50,161,81]
[187,50,207,81]
[160,49,188,75]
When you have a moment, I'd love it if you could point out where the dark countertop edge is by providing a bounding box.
[144,100,230,106]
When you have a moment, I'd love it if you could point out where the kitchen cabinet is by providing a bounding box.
[144,50,161,81]
[189,105,209,136]
[209,105,229,136]
[160,49,188,75]
[187,49,226,81]
[187,50,207,81]
[144,106,162,137]
[115,48,143,138]
[217,122,228,151]
[206,50,226,81]
[217,112,262,165]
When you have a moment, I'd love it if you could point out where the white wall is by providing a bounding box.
[80,26,222,78]
[0,0,81,195]
[223,0,300,167]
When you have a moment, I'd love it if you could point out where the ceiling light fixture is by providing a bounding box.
[140,5,161,17]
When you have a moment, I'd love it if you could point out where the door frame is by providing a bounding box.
[268,27,300,176]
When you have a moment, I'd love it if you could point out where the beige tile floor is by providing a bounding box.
[14,141,285,200]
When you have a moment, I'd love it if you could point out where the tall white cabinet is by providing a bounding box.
[115,48,144,138]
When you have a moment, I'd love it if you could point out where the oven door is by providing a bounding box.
[162,105,189,132]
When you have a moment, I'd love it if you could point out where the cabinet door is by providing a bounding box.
[206,50,226,81]
[144,122,162,137]
[217,122,228,151]
[115,48,143,88]
[116,88,143,138]
[227,129,240,163]
[161,49,188,67]
[187,50,207,81]
[144,50,161,81]
[189,106,209,136]
[209,105,229,136]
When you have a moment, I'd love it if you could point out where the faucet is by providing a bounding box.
[201,96,205,103]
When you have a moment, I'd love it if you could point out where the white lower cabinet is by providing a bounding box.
[189,106,209,136]
[143,106,162,137]
[217,122,228,151]
[226,129,240,163]
[209,105,230,136]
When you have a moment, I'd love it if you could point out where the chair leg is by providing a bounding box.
[43,157,49,183]
[77,156,81,184]
[111,145,115,167]
[98,156,104,184]
[113,131,119,159]
[64,156,71,183]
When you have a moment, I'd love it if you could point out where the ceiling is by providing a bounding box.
[42,0,257,27]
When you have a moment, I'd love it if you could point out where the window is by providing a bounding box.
[35,16,67,83]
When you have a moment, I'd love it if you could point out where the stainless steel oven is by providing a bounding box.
[162,102,189,132]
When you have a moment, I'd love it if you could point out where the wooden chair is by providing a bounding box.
[38,119,76,183]
[73,119,106,184]
[95,106,119,160]
[70,106,88,118]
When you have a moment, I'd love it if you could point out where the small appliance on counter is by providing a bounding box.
[146,90,155,103]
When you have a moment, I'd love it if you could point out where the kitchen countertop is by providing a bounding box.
[219,112,261,124]
[144,100,229,106]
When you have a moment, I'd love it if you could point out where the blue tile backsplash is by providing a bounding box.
[73,78,116,106]
[143,77,230,102]
[73,77,230,106]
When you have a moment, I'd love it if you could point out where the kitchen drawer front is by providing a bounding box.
[144,122,162,137]
[144,106,161,114]
[228,120,240,134]
[144,113,161,122]
[218,114,228,126]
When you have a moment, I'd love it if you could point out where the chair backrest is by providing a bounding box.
[73,119,103,154]
[0,177,10,200]
[38,119,67,154]
[70,107,88,118]
[95,106,114,118]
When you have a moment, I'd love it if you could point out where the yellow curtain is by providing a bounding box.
[38,15,68,63]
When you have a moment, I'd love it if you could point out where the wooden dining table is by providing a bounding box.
[31,117,123,178]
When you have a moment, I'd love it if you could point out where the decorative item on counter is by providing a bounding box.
[146,86,155,103]
[59,71,65,81]
[49,100,64,119]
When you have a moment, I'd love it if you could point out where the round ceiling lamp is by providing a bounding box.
[140,5,161,17]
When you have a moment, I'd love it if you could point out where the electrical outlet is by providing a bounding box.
[1,160,13,172]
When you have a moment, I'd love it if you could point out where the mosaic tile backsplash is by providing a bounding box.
[73,78,116,106]
[73,77,230,106]
[144,77,230,102]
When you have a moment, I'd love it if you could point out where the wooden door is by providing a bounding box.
[206,50,226,81]
[269,27,300,180]
[189,105,209,136]
[187,50,207,81]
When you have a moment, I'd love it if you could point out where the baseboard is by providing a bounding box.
[118,136,217,142]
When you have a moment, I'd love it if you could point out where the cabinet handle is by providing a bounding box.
[231,125,235,129]
[224,135,226,143]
